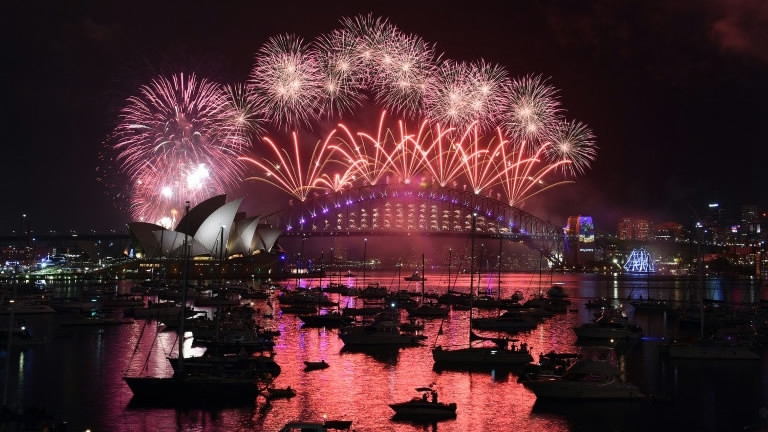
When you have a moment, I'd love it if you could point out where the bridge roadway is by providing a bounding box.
[260,184,566,261]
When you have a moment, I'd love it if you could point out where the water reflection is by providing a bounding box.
[1,272,765,432]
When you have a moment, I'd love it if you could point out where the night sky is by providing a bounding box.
[4,0,767,236]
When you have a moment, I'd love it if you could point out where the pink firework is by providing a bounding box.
[249,34,325,129]
[453,126,510,195]
[369,31,439,117]
[498,139,573,207]
[334,111,398,186]
[544,119,597,177]
[241,131,346,202]
[110,72,248,226]
[502,74,561,141]
[425,60,509,134]
[312,28,367,118]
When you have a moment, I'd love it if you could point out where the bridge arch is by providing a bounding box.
[261,184,565,261]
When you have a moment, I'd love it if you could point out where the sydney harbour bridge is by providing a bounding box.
[258,184,567,264]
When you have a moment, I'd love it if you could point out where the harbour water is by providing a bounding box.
[1,271,767,431]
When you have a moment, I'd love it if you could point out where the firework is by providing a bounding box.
[106,14,598,221]
[241,131,347,202]
[498,139,573,207]
[502,74,561,141]
[334,111,398,186]
[544,119,597,177]
[249,34,324,129]
[312,29,367,118]
[109,72,248,225]
[222,83,264,143]
[425,60,509,134]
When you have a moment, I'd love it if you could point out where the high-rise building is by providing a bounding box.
[565,215,595,267]
[617,217,650,241]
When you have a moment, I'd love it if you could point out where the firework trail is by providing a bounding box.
[240,131,347,202]
[109,72,249,226]
[498,139,573,207]
[334,111,398,186]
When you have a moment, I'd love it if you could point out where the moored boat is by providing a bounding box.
[389,387,457,420]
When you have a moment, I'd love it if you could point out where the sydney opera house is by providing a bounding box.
[126,195,285,280]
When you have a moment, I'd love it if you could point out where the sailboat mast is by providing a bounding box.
[497,235,502,300]
[421,254,425,304]
[469,213,477,340]
[447,248,452,292]
[178,201,191,375]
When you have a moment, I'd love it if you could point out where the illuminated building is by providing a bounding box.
[617,217,650,241]
[565,215,595,267]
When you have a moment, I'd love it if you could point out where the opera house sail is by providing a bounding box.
[126,195,284,279]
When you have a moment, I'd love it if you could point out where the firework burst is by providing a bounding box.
[544,119,597,177]
[249,34,325,129]
[425,60,509,134]
[109,72,248,226]
[502,74,561,141]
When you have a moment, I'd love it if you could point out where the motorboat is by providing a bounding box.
[263,385,297,399]
[404,271,426,282]
[522,348,645,400]
[389,387,457,420]
[303,360,329,371]
[278,420,353,432]
[518,351,581,382]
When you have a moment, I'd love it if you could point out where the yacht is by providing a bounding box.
[339,309,424,346]
[389,388,456,420]
[522,348,645,400]
[573,309,643,340]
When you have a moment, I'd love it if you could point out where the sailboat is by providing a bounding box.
[432,213,534,369]
[666,233,760,360]
[123,202,266,405]
[407,254,448,319]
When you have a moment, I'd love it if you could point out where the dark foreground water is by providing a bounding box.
[1,272,767,432]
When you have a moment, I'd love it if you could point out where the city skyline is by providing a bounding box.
[4,1,767,234]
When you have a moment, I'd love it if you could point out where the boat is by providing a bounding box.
[339,308,425,347]
[0,324,47,349]
[573,309,643,340]
[406,255,449,318]
[404,271,426,282]
[278,420,353,432]
[432,214,534,370]
[303,360,329,371]
[521,347,646,400]
[123,204,265,406]
[263,385,296,399]
[167,351,282,377]
[518,351,581,382]
[389,387,457,420]
[470,310,539,332]
[664,262,760,360]
[298,310,354,328]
